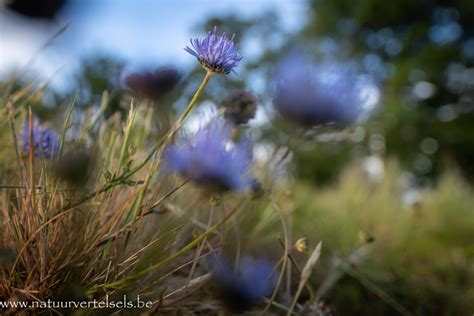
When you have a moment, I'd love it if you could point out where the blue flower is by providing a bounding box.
[274,54,377,127]
[184,26,242,74]
[20,120,60,159]
[123,66,182,100]
[165,120,253,192]
[211,255,276,312]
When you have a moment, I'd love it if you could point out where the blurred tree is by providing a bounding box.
[198,0,474,183]
[308,0,474,182]
[75,55,125,118]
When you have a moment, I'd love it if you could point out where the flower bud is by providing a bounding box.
[221,90,258,126]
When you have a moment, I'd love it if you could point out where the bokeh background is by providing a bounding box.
[1,0,474,315]
[2,0,474,184]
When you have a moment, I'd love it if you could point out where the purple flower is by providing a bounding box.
[165,120,253,192]
[123,67,182,100]
[184,26,242,74]
[211,255,276,312]
[20,120,60,159]
[274,54,377,127]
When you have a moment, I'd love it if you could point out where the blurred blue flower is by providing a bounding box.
[165,120,253,192]
[123,66,182,100]
[211,255,276,312]
[20,120,60,159]
[274,54,377,127]
[185,26,242,74]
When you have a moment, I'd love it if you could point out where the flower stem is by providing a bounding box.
[133,71,213,170]
[166,70,213,141]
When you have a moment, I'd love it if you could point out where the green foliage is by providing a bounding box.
[75,56,125,118]
[292,162,474,315]
[293,142,354,185]
[199,0,474,183]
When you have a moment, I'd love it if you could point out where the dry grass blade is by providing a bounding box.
[287,241,322,315]
[262,201,291,314]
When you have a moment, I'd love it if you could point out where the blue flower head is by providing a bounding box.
[123,66,182,100]
[185,26,242,74]
[274,54,377,127]
[165,120,253,192]
[211,255,276,312]
[20,119,60,159]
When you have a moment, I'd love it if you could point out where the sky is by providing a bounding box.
[0,0,307,90]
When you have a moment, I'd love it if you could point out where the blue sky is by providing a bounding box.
[0,0,306,90]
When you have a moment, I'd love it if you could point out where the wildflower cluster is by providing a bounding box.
[0,25,382,316]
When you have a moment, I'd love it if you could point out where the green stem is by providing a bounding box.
[124,71,213,177]
[177,71,213,127]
